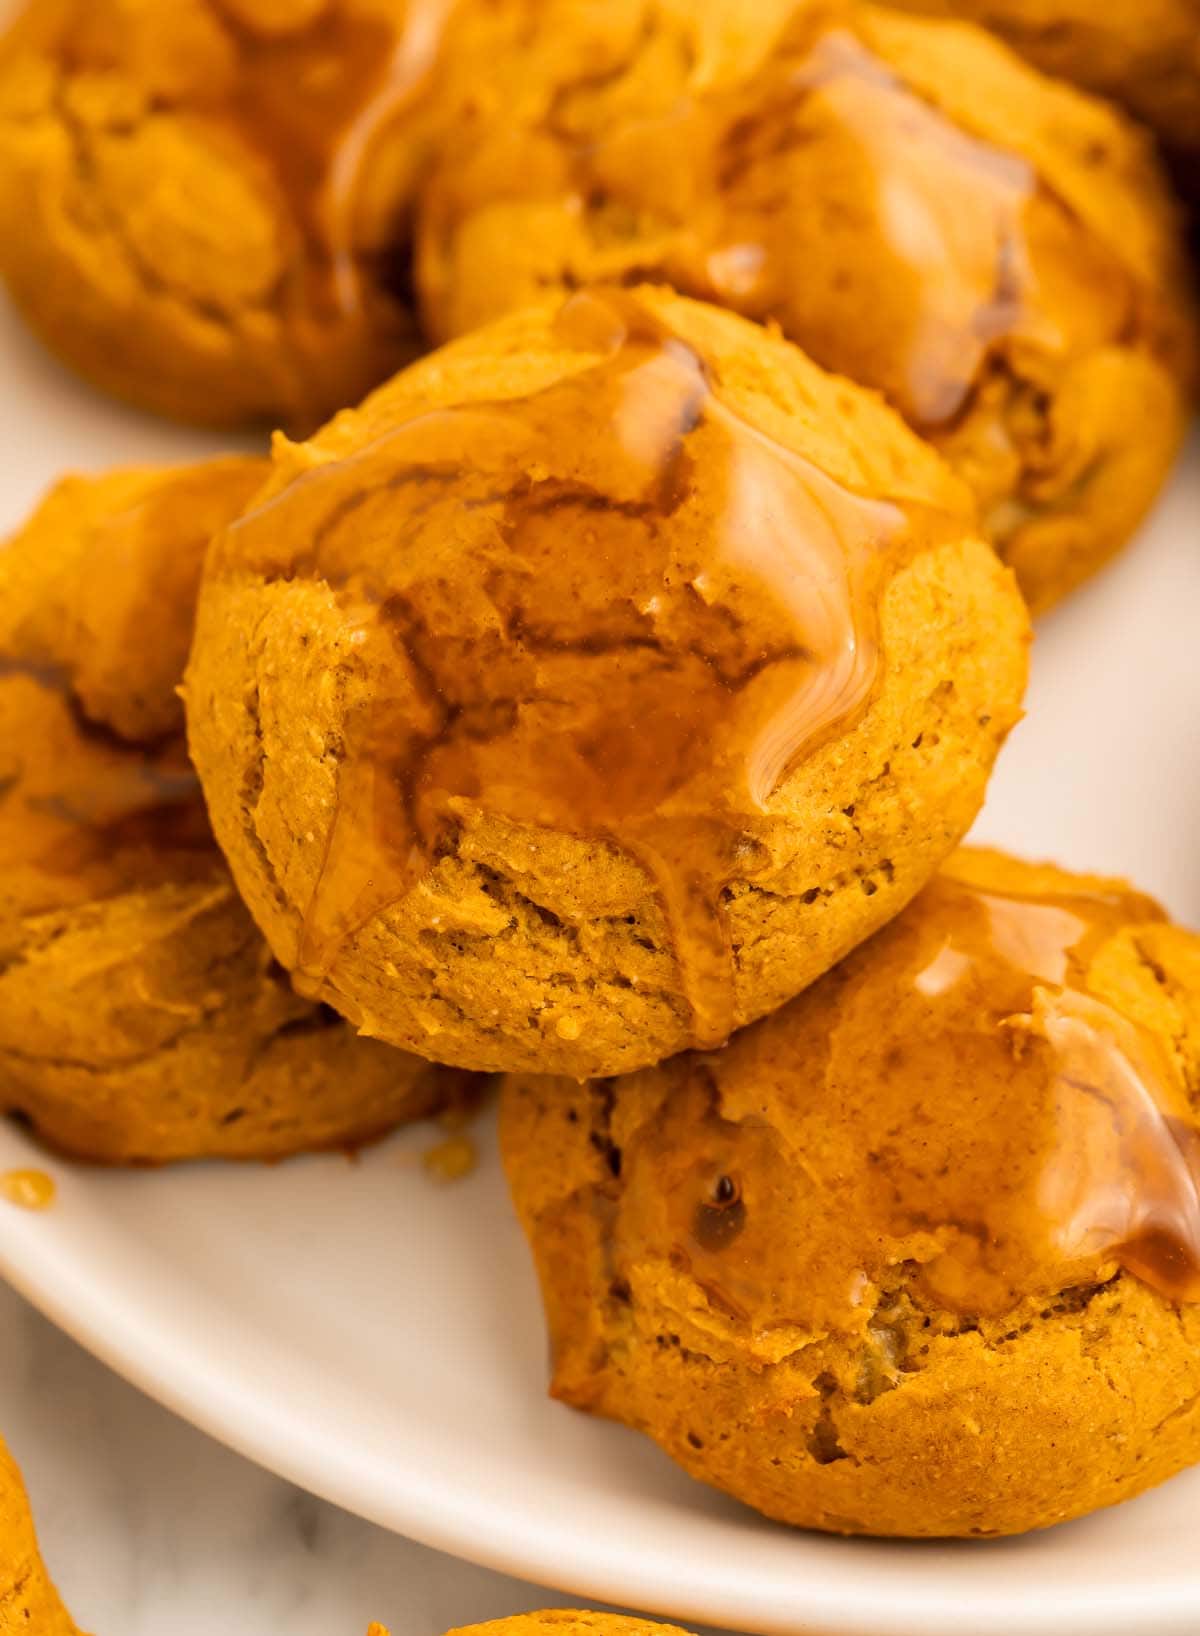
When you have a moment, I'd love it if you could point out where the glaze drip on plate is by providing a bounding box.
[0,1168,55,1211]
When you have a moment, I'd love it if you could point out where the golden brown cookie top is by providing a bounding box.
[1,0,443,278]
[0,456,456,1165]
[508,847,1200,1348]
[203,285,978,1048]
[421,0,1193,420]
[413,0,1195,618]
[879,0,1200,159]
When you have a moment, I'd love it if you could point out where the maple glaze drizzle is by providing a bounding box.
[697,27,1040,428]
[218,288,940,1048]
[613,867,1200,1325]
[524,21,1134,431]
[46,0,456,322]
[226,0,455,316]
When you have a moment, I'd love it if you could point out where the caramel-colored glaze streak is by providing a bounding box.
[216,289,932,1048]
[616,867,1200,1320]
[538,25,1136,429]
[226,0,455,317]
[702,28,1044,427]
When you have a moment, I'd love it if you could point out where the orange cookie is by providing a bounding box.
[0,0,466,427]
[882,0,1200,177]
[417,0,1195,612]
[502,847,1200,1536]
[187,287,1029,1077]
[0,457,464,1163]
[0,1433,80,1635]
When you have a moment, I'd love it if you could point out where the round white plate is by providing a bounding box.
[1,290,1199,1636]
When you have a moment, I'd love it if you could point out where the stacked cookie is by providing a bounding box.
[1,0,1199,1558]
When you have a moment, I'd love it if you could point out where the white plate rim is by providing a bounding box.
[4,1118,1200,1636]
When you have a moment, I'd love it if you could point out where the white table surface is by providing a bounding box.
[0,1276,663,1636]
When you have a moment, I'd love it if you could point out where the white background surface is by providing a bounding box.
[1,283,1198,1636]
[0,1280,619,1636]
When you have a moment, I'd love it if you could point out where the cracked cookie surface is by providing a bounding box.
[0,0,467,428]
[500,846,1200,1537]
[186,286,1029,1078]
[0,457,459,1164]
[416,0,1196,613]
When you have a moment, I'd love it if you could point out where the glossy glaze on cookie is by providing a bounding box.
[189,287,1028,1075]
[417,0,1194,612]
[612,868,1200,1325]
[213,289,953,1047]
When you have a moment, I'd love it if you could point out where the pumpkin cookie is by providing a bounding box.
[416,0,1195,612]
[373,1617,696,1636]
[0,1434,80,1635]
[881,0,1200,178]
[0,458,460,1164]
[186,287,1029,1078]
[501,847,1200,1537]
[447,1620,693,1636]
[0,0,467,428]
